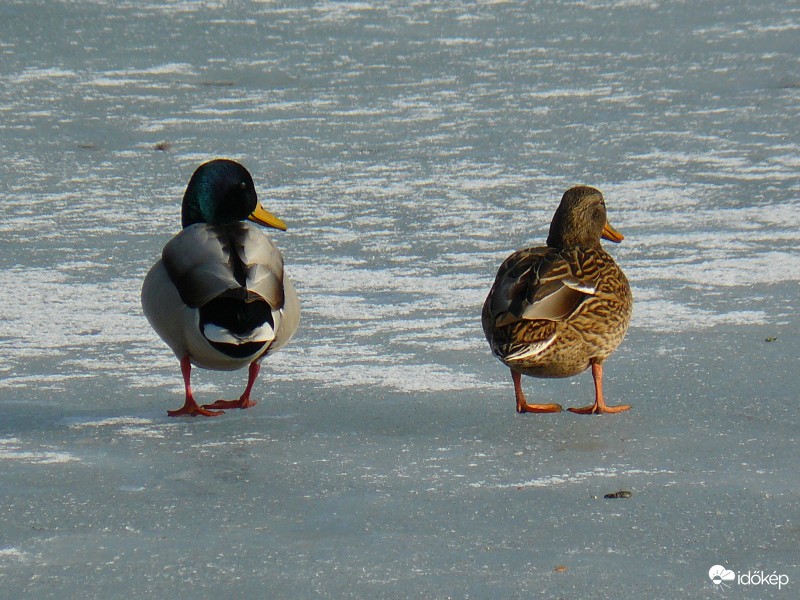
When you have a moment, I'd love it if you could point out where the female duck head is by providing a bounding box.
[181,159,287,231]
[546,185,623,250]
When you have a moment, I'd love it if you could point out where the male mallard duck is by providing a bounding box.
[141,159,300,416]
[482,185,632,415]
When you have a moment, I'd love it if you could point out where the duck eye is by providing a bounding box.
[239,181,248,190]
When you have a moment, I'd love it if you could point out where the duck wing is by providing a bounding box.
[162,222,285,310]
[487,247,595,328]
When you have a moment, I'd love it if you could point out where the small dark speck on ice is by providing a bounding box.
[604,490,633,499]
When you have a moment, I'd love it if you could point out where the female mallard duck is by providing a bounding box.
[141,159,300,417]
[482,185,632,415]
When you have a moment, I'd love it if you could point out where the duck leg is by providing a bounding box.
[567,361,631,415]
[512,369,563,413]
[202,362,260,410]
[168,356,225,417]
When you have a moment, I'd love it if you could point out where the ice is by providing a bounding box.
[0,1,798,598]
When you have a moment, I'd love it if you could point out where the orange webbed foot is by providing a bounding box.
[202,398,257,410]
[567,403,631,415]
[511,370,563,414]
[170,356,225,416]
[517,401,564,414]
[168,402,224,417]
[567,361,631,415]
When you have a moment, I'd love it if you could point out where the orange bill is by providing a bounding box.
[601,221,624,243]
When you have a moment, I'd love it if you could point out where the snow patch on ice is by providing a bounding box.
[67,417,172,439]
[68,417,155,429]
[471,466,675,489]
[0,437,79,464]
[0,547,29,562]
[632,298,768,332]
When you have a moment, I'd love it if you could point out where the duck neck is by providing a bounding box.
[181,181,212,228]
[546,228,602,251]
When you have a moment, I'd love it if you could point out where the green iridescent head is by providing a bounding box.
[181,159,287,231]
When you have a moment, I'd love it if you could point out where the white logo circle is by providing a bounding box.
[709,565,736,585]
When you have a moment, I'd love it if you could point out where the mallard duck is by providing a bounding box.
[482,185,632,415]
[141,159,300,416]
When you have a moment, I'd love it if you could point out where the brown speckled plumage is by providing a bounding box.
[482,186,633,414]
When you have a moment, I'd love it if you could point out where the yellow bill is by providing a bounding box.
[248,202,288,231]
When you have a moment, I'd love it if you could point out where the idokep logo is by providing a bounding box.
[709,564,789,591]
[708,565,735,587]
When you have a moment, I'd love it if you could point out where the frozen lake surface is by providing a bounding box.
[1,1,798,598]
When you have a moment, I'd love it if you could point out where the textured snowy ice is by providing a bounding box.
[0,1,798,598]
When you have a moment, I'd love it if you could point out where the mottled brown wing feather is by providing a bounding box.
[488,247,591,327]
